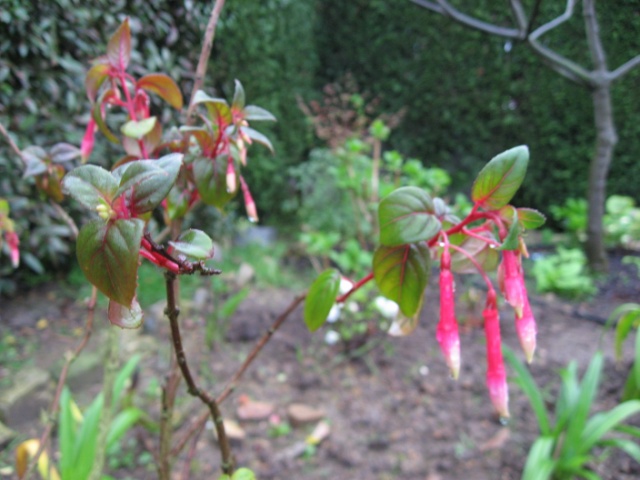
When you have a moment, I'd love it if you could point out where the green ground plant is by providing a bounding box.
[505,348,640,480]
[607,304,640,401]
[531,247,596,299]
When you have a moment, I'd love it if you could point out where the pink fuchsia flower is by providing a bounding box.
[498,250,525,318]
[436,248,461,379]
[483,302,509,419]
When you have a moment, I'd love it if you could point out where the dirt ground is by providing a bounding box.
[1,252,640,480]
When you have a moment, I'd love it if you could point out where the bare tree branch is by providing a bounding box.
[509,0,528,32]
[411,0,523,39]
[527,0,593,86]
[609,54,640,82]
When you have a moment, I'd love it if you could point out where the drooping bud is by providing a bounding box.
[5,231,19,268]
[240,176,258,222]
[483,302,509,419]
[499,250,524,318]
[226,158,237,193]
[80,117,97,163]
[515,290,537,363]
[436,247,461,379]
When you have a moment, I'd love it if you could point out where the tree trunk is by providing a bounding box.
[585,83,617,272]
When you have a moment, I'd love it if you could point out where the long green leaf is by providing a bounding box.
[554,362,580,435]
[112,355,141,411]
[521,437,556,480]
[504,347,551,435]
[73,393,105,480]
[562,353,603,458]
[106,407,144,450]
[599,438,640,463]
[58,387,75,479]
[581,400,640,450]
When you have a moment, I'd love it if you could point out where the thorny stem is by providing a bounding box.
[24,287,97,480]
[171,293,307,457]
[164,271,234,475]
[186,0,227,121]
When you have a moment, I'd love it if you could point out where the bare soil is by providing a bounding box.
[1,253,639,480]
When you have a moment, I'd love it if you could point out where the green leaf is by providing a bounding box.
[373,243,430,317]
[581,400,640,450]
[58,387,75,479]
[243,105,276,122]
[304,269,341,332]
[498,205,521,251]
[112,355,141,410]
[220,287,250,319]
[50,143,81,163]
[22,146,48,177]
[378,186,441,247]
[232,79,245,111]
[62,165,118,210]
[85,63,110,103]
[504,347,551,435]
[191,90,232,124]
[106,18,131,70]
[114,154,183,215]
[599,438,640,463]
[73,393,104,480]
[77,218,144,306]
[471,145,529,210]
[137,73,183,109]
[232,468,256,480]
[521,437,556,480]
[121,117,157,140]
[168,229,214,260]
[518,208,546,230]
[193,157,236,209]
[106,407,144,449]
[608,303,640,359]
[240,126,274,153]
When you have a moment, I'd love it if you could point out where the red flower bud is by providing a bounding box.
[483,305,509,419]
[5,231,19,268]
[499,250,524,317]
[80,117,97,163]
[240,176,258,223]
[515,289,537,363]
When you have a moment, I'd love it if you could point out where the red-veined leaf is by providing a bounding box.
[193,157,236,209]
[114,153,182,215]
[378,186,441,247]
[168,229,214,260]
[471,145,529,210]
[518,208,546,230]
[191,90,232,124]
[373,243,430,317]
[106,18,131,71]
[62,165,118,210]
[76,218,144,306]
[449,232,499,274]
[137,73,183,110]
[108,298,143,329]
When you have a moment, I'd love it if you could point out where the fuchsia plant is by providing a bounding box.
[304,145,546,419]
[62,19,274,330]
[0,198,20,268]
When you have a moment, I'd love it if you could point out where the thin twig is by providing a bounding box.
[180,420,207,480]
[50,200,79,239]
[24,287,98,480]
[186,0,227,121]
[0,122,25,167]
[158,360,181,480]
[165,271,234,475]
[171,293,306,457]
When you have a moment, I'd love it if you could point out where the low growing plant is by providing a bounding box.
[505,348,640,480]
[607,303,640,401]
[531,246,596,299]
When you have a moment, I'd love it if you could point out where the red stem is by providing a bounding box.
[336,272,374,303]
[118,71,149,158]
[448,243,496,299]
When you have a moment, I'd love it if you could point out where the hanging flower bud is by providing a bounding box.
[499,250,524,318]
[5,231,19,268]
[483,300,509,419]
[515,291,537,363]
[436,247,461,379]
[240,176,258,222]
[80,117,97,163]
[226,157,237,193]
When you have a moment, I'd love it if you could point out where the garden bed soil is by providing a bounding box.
[1,253,640,480]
